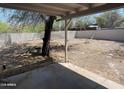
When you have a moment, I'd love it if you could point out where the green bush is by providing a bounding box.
[0,21,10,32]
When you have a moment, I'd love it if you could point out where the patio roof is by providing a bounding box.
[0,3,124,20]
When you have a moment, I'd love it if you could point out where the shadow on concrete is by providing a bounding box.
[0,63,106,89]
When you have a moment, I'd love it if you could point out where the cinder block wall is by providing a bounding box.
[0,31,76,47]
[0,33,42,47]
[0,30,124,47]
[75,30,124,42]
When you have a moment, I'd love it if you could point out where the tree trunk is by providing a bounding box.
[41,16,56,57]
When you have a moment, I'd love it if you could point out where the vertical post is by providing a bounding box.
[65,19,68,62]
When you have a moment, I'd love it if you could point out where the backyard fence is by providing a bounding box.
[0,30,124,47]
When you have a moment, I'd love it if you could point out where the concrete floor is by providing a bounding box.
[0,63,123,89]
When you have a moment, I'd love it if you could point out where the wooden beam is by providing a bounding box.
[0,3,64,16]
[63,3,85,8]
[42,4,75,12]
[92,3,106,7]
[77,3,92,9]
[62,3,87,11]
[78,3,106,9]
[36,4,73,13]
[61,3,124,20]
[44,3,78,12]
[0,3,123,21]
[31,4,68,14]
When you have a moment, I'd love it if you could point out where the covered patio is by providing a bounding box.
[0,3,124,89]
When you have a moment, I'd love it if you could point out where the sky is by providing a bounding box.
[0,12,6,22]
[0,7,124,23]
[0,8,9,22]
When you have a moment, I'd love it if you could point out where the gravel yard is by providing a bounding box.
[0,38,124,85]
[51,39,124,85]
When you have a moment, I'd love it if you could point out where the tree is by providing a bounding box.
[52,21,61,31]
[120,22,124,28]
[60,21,65,30]
[0,21,10,32]
[52,20,73,31]
[75,19,87,30]
[1,8,56,57]
[41,16,56,56]
[68,20,73,30]
[95,16,106,28]
[96,10,124,28]
[22,23,45,32]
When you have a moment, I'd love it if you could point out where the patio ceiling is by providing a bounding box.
[0,3,124,20]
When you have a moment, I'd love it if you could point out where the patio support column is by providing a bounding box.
[64,18,71,62]
[65,19,67,62]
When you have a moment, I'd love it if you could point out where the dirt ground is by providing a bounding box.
[0,39,124,85]
[51,39,124,85]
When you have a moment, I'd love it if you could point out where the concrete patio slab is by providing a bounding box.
[62,63,124,89]
[0,63,123,89]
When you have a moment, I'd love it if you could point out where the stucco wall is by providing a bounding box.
[0,30,124,47]
[0,31,76,47]
[75,30,124,42]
